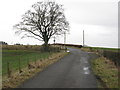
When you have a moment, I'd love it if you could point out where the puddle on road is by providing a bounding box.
[83,67,90,75]
[84,71,90,74]
[67,50,70,52]
[83,67,89,70]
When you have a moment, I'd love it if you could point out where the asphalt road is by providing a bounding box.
[20,48,98,88]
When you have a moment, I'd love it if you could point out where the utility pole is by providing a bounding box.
[83,30,84,47]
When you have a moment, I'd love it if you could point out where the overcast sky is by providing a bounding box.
[0,0,119,48]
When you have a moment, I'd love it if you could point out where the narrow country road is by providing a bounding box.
[20,48,98,88]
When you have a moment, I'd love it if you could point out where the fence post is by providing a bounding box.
[7,61,11,77]
[18,58,22,73]
[27,58,29,69]
[35,56,37,67]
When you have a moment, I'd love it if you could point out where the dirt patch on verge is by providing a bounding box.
[2,52,68,88]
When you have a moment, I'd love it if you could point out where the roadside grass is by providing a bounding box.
[2,50,52,75]
[81,46,120,66]
[81,47,91,52]
[91,56,118,88]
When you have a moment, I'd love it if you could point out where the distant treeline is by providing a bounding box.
[2,45,41,51]
[0,41,8,45]
[2,44,64,52]
[0,41,25,45]
[54,43,82,48]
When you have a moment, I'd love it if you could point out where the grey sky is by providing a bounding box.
[64,1,117,26]
[0,0,119,48]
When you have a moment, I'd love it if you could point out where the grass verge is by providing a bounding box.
[2,51,69,88]
[91,56,118,88]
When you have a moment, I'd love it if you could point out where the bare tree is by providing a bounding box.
[14,1,69,51]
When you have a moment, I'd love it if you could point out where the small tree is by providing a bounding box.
[0,41,8,45]
[14,1,69,51]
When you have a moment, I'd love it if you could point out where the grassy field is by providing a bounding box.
[81,46,119,52]
[91,57,118,88]
[2,44,62,76]
[2,49,53,75]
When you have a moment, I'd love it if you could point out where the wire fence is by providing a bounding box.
[3,46,65,78]
[4,53,51,78]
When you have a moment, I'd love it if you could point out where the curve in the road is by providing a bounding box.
[19,48,98,88]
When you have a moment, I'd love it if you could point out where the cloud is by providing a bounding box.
[63,1,118,27]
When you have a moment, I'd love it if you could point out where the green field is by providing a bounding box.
[83,46,119,52]
[2,50,52,75]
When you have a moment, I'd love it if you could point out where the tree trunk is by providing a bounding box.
[43,37,49,52]
[44,42,48,51]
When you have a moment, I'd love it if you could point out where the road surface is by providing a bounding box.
[19,48,98,88]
